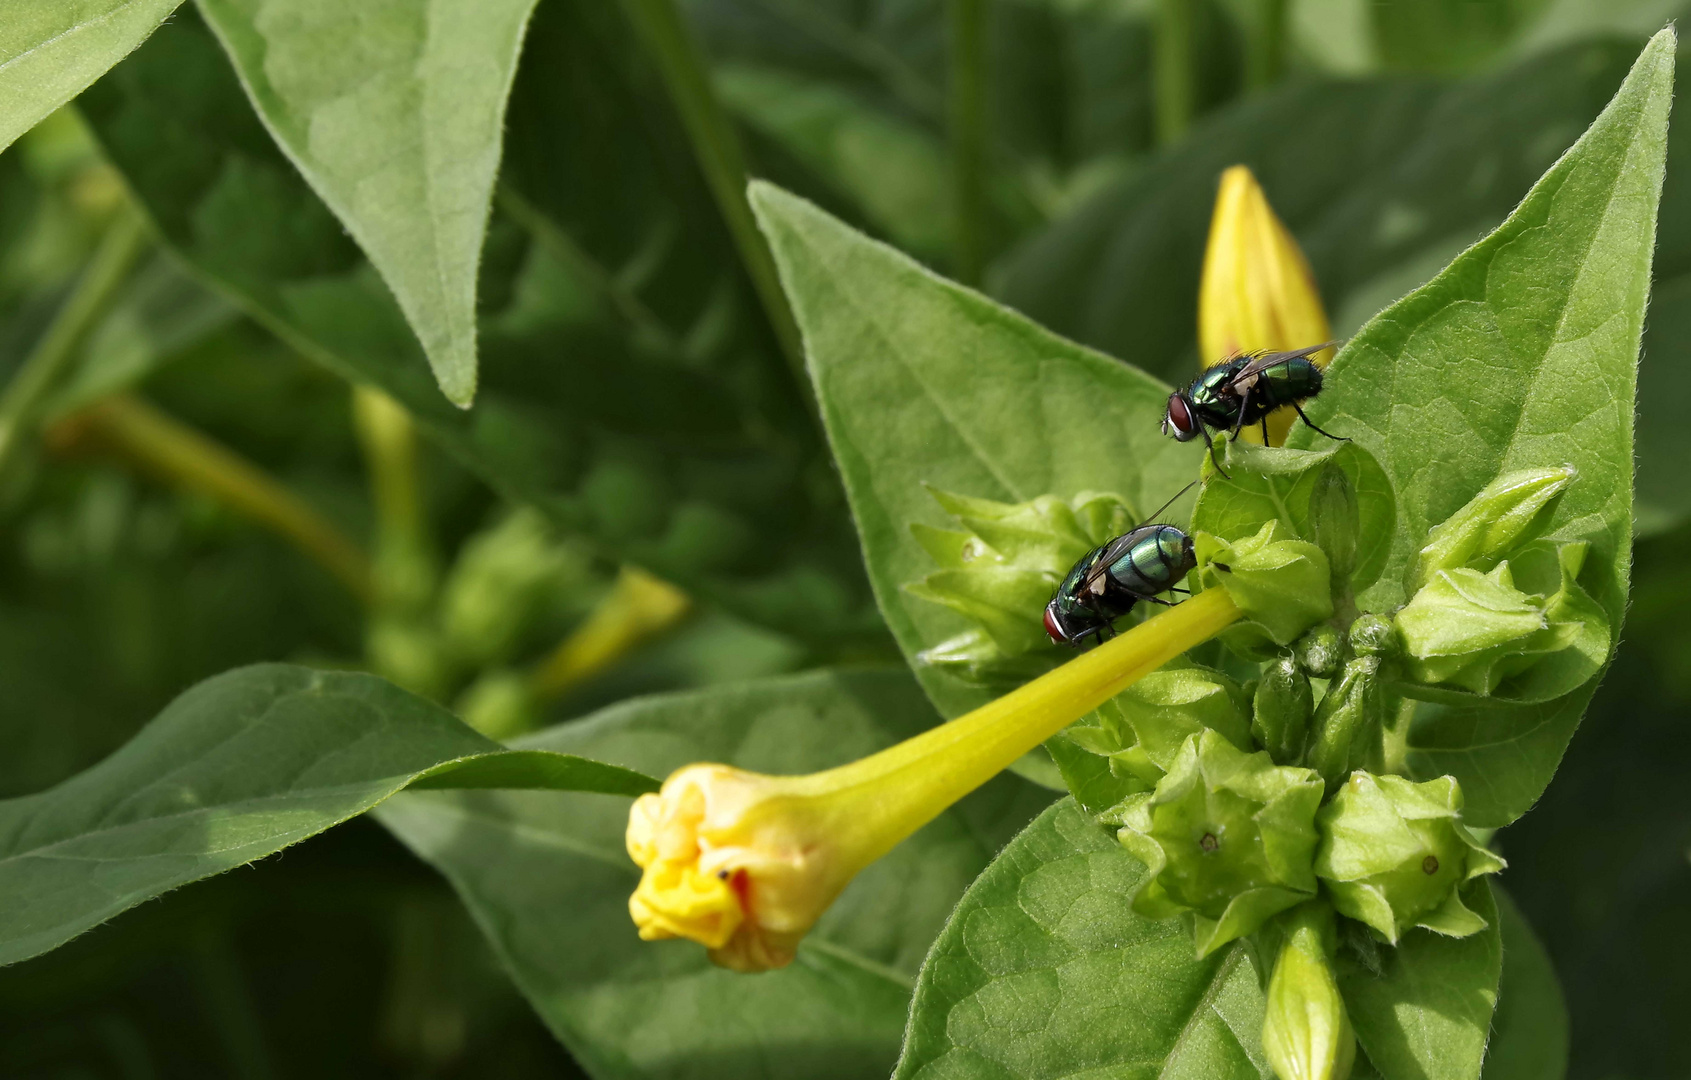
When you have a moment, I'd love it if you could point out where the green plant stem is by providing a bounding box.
[1154,0,1196,145]
[529,566,692,701]
[616,0,807,388]
[352,385,434,612]
[1244,0,1287,90]
[50,394,374,603]
[0,206,148,477]
[947,0,988,287]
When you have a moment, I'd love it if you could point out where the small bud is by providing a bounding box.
[1395,563,1555,695]
[1305,656,1383,789]
[1263,904,1356,1080]
[1294,625,1344,678]
[1107,665,1255,785]
[1308,462,1358,587]
[905,568,1060,655]
[1314,773,1505,943]
[439,508,588,668]
[1118,730,1324,956]
[915,629,1058,687]
[1346,613,1396,658]
[1414,467,1575,590]
[1253,656,1314,764]
[1197,520,1334,648]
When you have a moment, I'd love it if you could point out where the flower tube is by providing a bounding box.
[627,588,1242,970]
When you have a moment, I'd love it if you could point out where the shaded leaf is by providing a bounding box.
[893,797,1270,1080]
[0,0,181,156]
[376,669,1053,1080]
[0,664,654,967]
[198,0,543,405]
[1336,882,1503,1080]
[79,10,887,652]
[1482,887,1569,1080]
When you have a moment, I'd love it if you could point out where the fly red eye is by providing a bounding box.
[1043,604,1067,644]
[1165,395,1197,440]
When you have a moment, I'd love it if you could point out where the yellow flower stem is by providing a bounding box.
[804,587,1241,866]
[50,394,374,603]
[530,566,692,701]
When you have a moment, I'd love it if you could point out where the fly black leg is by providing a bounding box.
[1260,418,1270,444]
[1140,595,1178,607]
[1200,426,1231,480]
[1292,400,1348,442]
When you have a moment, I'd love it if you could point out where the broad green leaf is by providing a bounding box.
[717,64,950,257]
[1482,888,1568,1080]
[376,669,1054,1080]
[750,181,1199,718]
[996,41,1638,387]
[1301,30,1672,825]
[0,0,182,156]
[893,797,1270,1080]
[196,0,540,406]
[79,10,887,653]
[0,663,655,967]
[1336,883,1503,1080]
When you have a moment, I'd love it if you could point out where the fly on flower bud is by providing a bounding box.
[1197,166,1335,448]
[1314,773,1505,943]
[1117,729,1324,957]
[1263,903,1356,1080]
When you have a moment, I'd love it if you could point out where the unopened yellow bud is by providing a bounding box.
[626,588,1243,971]
[1198,166,1333,446]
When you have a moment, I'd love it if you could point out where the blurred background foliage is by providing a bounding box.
[3,0,1691,1076]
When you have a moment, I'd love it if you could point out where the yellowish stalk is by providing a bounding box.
[802,587,1242,867]
[51,394,373,603]
[627,587,1242,970]
[531,566,692,700]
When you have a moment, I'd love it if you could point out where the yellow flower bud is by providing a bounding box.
[627,588,1244,971]
[1198,166,1333,446]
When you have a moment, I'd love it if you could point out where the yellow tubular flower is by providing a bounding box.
[627,588,1243,971]
[1198,165,1334,446]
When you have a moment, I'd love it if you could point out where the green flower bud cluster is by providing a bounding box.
[905,487,1135,684]
[1196,520,1334,656]
[1392,469,1609,700]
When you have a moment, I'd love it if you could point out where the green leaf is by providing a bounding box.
[0,663,655,968]
[375,669,1053,1080]
[79,9,887,652]
[0,0,182,156]
[1482,887,1569,1080]
[1336,882,1502,1080]
[996,40,1639,387]
[716,64,950,257]
[893,797,1270,1079]
[1301,30,1672,824]
[749,180,1199,718]
[196,0,541,406]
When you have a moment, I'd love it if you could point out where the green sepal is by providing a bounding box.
[1116,730,1324,958]
[1104,665,1254,786]
[1412,466,1575,590]
[1308,460,1360,589]
[1395,548,1609,700]
[1306,655,1386,789]
[906,488,1136,681]
[1196,520,1334,651]
[1314,773,1505,944]
[1253,655,1314,765]
[438,508,588,669]
[1262,902,1357,1080]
